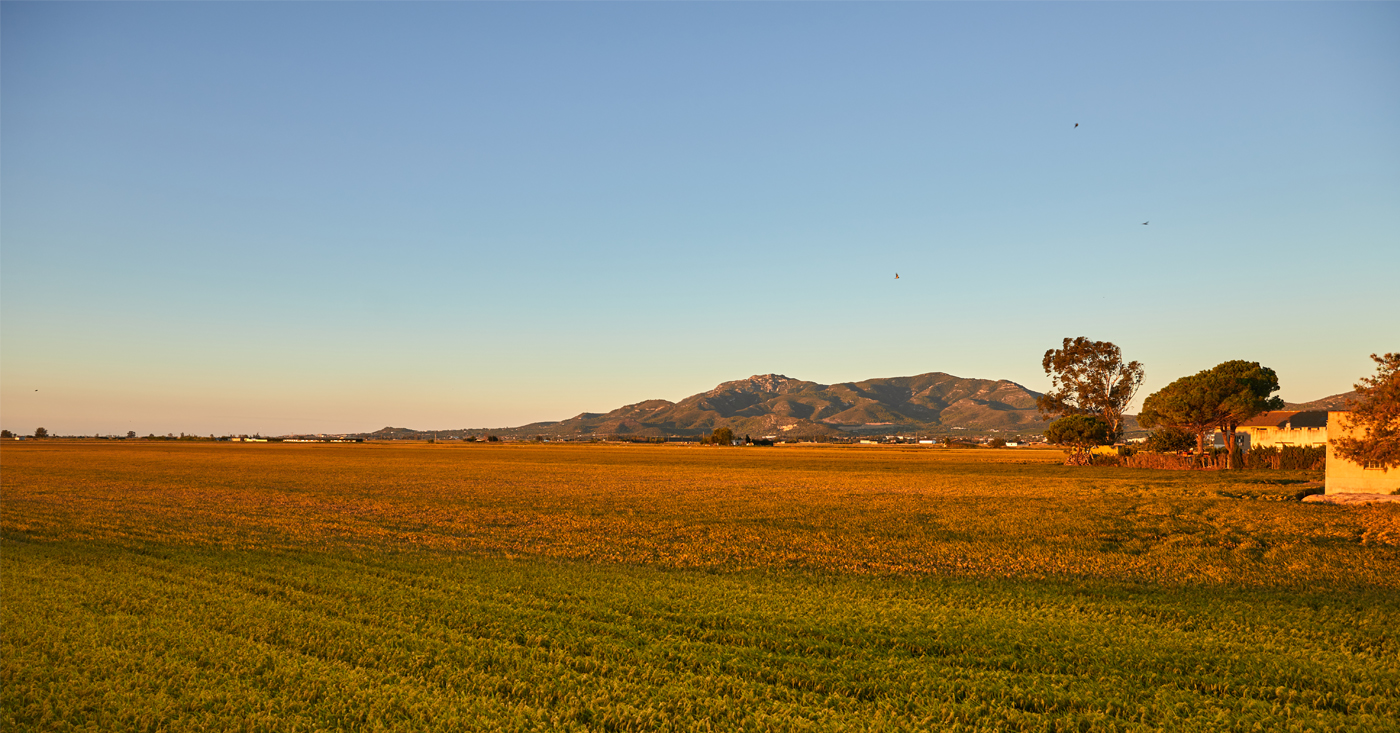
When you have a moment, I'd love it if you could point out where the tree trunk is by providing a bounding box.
[1224,422,1239,470]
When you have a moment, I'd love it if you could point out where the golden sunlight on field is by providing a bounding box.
[4,441,1395,590]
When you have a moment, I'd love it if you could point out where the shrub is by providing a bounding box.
[1244,445,1325,470]
[1045,416,1113,465]
[1145,426,1196,453]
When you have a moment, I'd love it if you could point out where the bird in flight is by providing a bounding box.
[1074,123,1078,128]
[895,273,900,279]
[1142,221,1149,225]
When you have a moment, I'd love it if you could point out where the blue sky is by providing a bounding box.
[3,2,1397,435]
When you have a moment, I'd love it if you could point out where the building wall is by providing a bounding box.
[1325,412,1400,495]
[1229,425,1328,449]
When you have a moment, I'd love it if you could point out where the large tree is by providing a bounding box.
[1138,373,1219,455]
[710,427,734,446]
[1037,337,1144,441]
[1138,360,1284,467]
[1332,353,1400,470]
[1209,360,1284,469]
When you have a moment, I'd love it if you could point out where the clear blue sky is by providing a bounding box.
[3,2,1397,435]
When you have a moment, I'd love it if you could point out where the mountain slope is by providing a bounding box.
[1284,391,1357,411]
[498,372,1050,438]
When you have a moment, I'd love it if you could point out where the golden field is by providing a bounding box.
[3,441,1396,587]
[3,441,1398,731]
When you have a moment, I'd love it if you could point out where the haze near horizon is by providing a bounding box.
[3,3,1397,435]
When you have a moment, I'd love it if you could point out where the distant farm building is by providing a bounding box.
[1325,411,1400,495]
[1217,410,1329,449]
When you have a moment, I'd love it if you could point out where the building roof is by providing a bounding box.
[1237,410,1329,429]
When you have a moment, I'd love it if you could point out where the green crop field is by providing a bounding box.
[3,442,1397,731]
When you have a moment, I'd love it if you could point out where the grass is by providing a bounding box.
[3,442,1398,731]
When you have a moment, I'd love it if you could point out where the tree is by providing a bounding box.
[1139,361,1283,467]
[1333,353,1400,470]
[1207,360,1284,469]
[34,427,48,438]
[1,430,11,439]
[1139,373,1221,456]
[1044,415,1112,465]
[1145,425,1196,453]
[989,438,1007,448]
[1038,337,1144,441]
[711,427,734,446]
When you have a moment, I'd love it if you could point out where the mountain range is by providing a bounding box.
[475,372,1051,439]
[359,375,1356,441]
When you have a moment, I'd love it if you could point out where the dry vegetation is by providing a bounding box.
[3,442,1398,731]
[4,442,1395,586]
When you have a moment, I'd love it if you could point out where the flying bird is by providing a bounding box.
[895,273,900,279]
[1074,123,1078,128]
[1142,222,1149,225]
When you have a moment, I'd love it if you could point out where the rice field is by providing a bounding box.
[3,441,1398,731]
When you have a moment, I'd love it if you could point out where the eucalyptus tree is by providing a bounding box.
[1037,337,1144,442]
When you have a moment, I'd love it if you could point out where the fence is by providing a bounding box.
[1084,445,1325,471]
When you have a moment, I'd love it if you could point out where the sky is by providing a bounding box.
[3,2,1398,436]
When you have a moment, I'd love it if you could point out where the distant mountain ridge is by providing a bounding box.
[472,372,1053,439]
[359,379,1356,441]
[1284,391,1358,411]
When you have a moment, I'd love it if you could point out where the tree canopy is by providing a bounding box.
[1044,415,1112,465]
[1139,361,1283,465]
[1209,361,1284,467]
[1139,373,1223,454]
[1332,353,1400,470]
[1037,337,1143,441]
[1145,425,1197,453]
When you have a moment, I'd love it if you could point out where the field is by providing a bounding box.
[3,442,1398,731]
